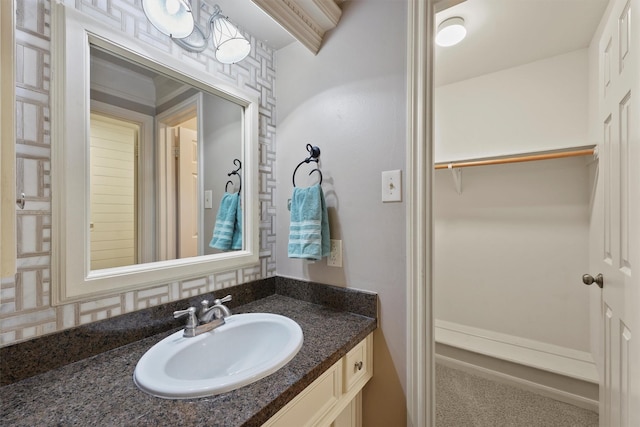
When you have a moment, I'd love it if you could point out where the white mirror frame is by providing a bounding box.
[51,4,259,305]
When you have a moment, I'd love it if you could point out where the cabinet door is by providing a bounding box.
[331,392,362,427]
[263,361,341,427]
[264,333,373,427]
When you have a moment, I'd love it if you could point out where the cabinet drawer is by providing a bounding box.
[263,360,341,427]
[343,335,371,392]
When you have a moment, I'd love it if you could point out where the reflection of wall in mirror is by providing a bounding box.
[202,94,243,255]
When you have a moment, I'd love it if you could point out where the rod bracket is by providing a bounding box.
[448,164,462,195]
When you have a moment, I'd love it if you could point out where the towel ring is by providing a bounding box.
[225,159,242,193]
[292,144,323,187]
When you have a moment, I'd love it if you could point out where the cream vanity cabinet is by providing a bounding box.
[263,333,373,427]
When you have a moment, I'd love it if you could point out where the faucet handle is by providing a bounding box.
[173,306,198,328]
[201,295,232,310]
[214,294,232,305]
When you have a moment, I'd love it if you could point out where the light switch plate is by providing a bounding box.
[204,190,213,209]
[382,170,402,202]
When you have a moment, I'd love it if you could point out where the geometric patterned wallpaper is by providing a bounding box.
[0,0,277,346]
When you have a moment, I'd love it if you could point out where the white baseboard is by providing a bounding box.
[435,319,599,413]
[435,319,598,383]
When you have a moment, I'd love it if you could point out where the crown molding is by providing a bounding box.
[251,0,342,54]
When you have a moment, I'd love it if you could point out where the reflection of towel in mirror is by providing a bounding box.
[209,192,242,251]
[231,200,242,250]
[288,184,330,260]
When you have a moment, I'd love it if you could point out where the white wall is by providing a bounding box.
[435,49,590,162]
[434,157,591,351]
[202,93,242,255]
[276,1,407,425]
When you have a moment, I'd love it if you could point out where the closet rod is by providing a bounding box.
[434,148,595,170]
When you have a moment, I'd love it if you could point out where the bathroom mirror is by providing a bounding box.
[89,46,244,267]
[52,5,259,304]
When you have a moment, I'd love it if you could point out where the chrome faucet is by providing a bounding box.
[173,294,232,338]
[199,294,233,323]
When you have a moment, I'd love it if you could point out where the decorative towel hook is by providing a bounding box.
[292,144,323,187]
[225,158,242,193]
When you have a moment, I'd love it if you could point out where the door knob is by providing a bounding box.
[582,273,604,288]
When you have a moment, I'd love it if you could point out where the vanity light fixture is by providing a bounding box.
[172,3,251,64]
[436,16,467,47]
[142,0,194,39]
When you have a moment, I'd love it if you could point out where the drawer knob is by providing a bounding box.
[354,361,363,371]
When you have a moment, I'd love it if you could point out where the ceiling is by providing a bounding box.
[435,0,609,86]
[214,0,609,87]
[213,0,296,50]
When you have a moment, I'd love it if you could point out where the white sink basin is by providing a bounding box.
[133,313,303,399]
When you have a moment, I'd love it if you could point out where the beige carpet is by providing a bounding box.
[436,363,599,427]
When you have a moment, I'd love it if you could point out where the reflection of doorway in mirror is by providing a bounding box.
[178,127,198,258]
[89,113,138,270]
[156,98,199,261]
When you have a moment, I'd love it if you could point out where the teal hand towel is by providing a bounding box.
[231,200,242,250]
[209,192,241,251]
[288,184,330,260]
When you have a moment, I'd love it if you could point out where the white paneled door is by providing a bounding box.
[89,113,138,270]
[590,0,639,425]
[178,127,199,258]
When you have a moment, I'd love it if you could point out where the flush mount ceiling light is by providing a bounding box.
[142,0,194,39]
[436,16,467,47]
[172,4,251,64]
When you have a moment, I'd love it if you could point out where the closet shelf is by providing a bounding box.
[435,145,597,194]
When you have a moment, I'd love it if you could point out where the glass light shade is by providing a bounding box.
[142,0,194,39]
[212,17,251,64]
[436,17,466,47]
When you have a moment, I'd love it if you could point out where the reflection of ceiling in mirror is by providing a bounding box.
[91,47,157,78]
[90,47,191,109]
[153,75,190,104]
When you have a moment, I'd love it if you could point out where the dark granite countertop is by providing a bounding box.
[0,294,376,427]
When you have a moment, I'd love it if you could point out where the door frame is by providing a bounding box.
[155,93,202,261]
[406,1,467,425]
[406,1,435,425]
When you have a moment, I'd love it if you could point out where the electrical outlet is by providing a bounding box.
[328,239,343,267]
